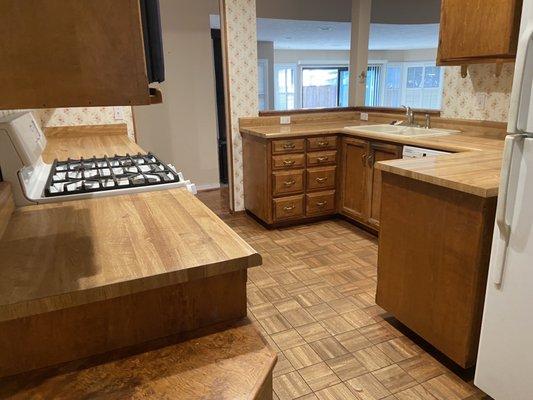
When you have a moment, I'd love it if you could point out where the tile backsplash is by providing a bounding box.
[441,63,515,123]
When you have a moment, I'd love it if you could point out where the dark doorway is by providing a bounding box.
[211,29,228,185]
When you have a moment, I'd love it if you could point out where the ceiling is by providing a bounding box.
[210,16,439,51]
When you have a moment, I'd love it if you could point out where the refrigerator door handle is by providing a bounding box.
[509,27,533,133]
[492,135,519,286]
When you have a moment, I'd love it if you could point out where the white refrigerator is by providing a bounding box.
[475,0,533,399]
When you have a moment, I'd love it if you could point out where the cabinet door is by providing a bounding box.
[437,0,522,63]
[339,137,370,221]
[367,143,402,229]
[0,0,152,109]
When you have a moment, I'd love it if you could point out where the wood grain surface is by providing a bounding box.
[43,125,143,162]
[0,270,247,377]
[377,173,497,368]
[0,131,261,322]
[0,0,150,109]
[0,188,261,322]
[0,321,277,400]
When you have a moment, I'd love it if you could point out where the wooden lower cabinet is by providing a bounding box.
[272,169,304,197]
[367,142,403,229]
[306,190,335,216]
[242,132,401,228]
[377,172,497,368]
[273,195,304,221]
[338,137,402,229]
[307,166,336,191]
[339,137,369,221]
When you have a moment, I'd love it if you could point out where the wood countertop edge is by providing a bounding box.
[377,167,497,198]
[0,255,261,323]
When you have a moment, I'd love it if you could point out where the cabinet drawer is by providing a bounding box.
[307,136,337,151]
[306,190,335,216]
[272,153,305,170]
[273,195,304,221]
[307,166,336,191]
[272,138,305,154]
[307,151,337,167]
[272,170,304,197]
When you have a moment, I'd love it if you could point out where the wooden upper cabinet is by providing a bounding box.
[339,137,369,221]
[437,0,523,64]
[0,0,155,109]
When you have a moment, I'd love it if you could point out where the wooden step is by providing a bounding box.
[0,321,277,400]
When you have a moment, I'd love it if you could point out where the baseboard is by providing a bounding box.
[196,183,221,192]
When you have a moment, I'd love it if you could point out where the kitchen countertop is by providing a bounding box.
[0,130,261,322]
[240,120,505,198]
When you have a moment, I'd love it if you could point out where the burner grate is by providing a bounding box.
[44,153,181,197]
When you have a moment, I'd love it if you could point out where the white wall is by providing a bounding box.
[274,49,350,65]
[133,0,220,189]
[256,0,352,22]
[258,41,275,110]
[368,48,437,62]
[371,0,441,24]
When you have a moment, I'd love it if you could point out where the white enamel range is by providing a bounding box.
[0,112,196,206]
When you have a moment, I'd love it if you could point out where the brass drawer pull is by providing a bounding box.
[316,201,328,207]
[283,204,296,211]
[284,179,296,187]
[317,156,329,162]
[318,141,329,147]
[283,160,296,166]
[315,177,328,183]
[283,142,296,149]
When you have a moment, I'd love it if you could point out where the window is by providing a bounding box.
[257,59,269,111]
[365,64,384,107]
[364,61,443,110]
[383,64,402,108]
[274,64,296,110]
[301,67,349,109]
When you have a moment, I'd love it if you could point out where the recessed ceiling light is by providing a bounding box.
[319,26,333,31]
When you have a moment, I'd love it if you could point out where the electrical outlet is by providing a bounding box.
[280,116,291,125]
[360,112,369,121]
[475,93,487,111]
[113,107,124,120]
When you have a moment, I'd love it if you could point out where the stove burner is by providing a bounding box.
[44,153,182,197]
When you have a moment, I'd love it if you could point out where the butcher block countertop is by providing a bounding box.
[240,116,505,198]
[0,127,261,322]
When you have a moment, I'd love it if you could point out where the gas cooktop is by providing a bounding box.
[44,153,183,197]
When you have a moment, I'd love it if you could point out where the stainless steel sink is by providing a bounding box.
[345,124,460,138]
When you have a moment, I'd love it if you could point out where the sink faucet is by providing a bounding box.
[400,105,419,127]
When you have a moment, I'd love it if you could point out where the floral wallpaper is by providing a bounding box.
[0,107,135,138]
[441,64,515,122]
[40,107,135,138]
[223,0,259,212]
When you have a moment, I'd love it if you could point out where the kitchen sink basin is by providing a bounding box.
[345,124,460,138]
